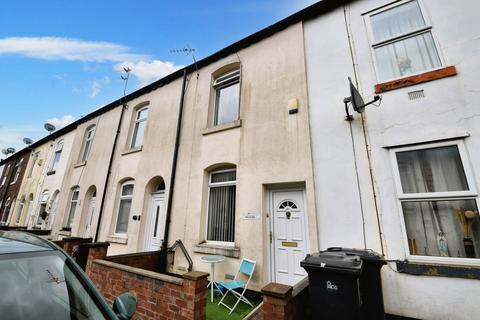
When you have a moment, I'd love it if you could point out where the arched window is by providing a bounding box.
[15,197,25,225]
[115,181,134,234]
[80,126,96,162]
[50,140,64,171]
[65,187,80,228]
[36,190,49,225]
[206,168,237,243]
[212,68,240,126]
[11,158,24,184]
[131,107,149,148]
[1,197,11,224]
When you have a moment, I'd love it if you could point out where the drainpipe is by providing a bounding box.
[162,68,188,252]
[94,103,128,242]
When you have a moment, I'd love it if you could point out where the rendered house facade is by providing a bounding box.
[305,0,480,319]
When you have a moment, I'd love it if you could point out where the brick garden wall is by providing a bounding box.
[102,250,163,273]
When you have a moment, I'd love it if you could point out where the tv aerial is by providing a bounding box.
[344,77,381,121]
[171,45,199,78]
[44,123,56,134]
[23,138,33,145]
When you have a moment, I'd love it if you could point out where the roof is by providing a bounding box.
[0,231,53,254]
[0,0,354,166]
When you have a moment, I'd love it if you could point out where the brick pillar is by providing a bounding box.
[261,283,294,320]
[80,242,110,277]
[62,237,93,256]
[182,271,209,320]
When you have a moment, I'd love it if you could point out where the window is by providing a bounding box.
[36,191,49,225]
[50,140,64,171]
[80,126,95,162]
[131,107,149,148]
[28,153,38,178]
[1,198,11,225]
[65,188,80,228]
[213,69,240,126]
[114,182,134,234]
[368,0,441,81]
[16,200,24,225]
[1,165,8,186]
[206,169,236,243]
[11,159,23,184]
[392,142,480,260]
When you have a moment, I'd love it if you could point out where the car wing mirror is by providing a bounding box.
[113,292,137,320]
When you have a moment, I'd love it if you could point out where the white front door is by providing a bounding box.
[83,197,96,238]
[270,189,308,286]
[144,193,165,251]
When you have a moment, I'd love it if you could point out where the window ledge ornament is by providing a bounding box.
[107,234,128,244]
[121,146,143,156]
[374,66,457,93]
[202,119,242,136]
[73,161,87,168]
[194,243,240,258]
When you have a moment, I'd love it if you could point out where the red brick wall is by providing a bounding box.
[104,251,163,273]
[54,237,92,256]
[261,282,309,320]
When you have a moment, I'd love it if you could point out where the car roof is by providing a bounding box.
[0,231,54,254]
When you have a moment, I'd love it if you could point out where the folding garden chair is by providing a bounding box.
[218,258,256,314]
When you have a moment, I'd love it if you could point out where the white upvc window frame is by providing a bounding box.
[213,69,241,126]
[205,168,237,247]
[80,126,96,162]
[65,188,80,228]
[390,139,480,266]
[27,153,38,178]
[16,200,24,225]
[36,190,49,226]
[50,139,64,171]
[113,181,134,235]
[130,106,149,149]
[364,0,445,83]
[11,159,23,185]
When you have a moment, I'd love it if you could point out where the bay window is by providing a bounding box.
[392,142,480,260]
[206,169,236,244]
[368,0,442,81]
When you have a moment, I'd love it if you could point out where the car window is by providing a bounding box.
[0,251,108,320]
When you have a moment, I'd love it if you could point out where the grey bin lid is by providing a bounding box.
[301,251,363,274]
[326,247,386,265]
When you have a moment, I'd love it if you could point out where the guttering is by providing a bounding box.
[94,102,127,242]
[162,68,188,251]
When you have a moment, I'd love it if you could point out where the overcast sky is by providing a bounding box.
[0,0,316,153]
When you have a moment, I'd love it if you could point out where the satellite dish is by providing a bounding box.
[1,149,8,155]
[343,77,381,120]
[23,138,33,145]
[6,147,15,154]
[44,123,56,133]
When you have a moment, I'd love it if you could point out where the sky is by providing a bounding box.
[0,0,316,153]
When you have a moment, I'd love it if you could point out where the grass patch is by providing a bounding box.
[207,294,261,320]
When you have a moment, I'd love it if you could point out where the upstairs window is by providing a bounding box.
[368,0,441,81]
[50,140,64,172]
[392,142,480,260]
[80,126,95,162]
[213,69,240,126]
[1,165,9,186]
[11,159,23,184]
[28,153,38,178]
[206,169,236,244]
[65,188,80,228]
[114,181,134,234]
[131,107,149,148]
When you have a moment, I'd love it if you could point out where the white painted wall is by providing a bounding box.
[304,0,480,319]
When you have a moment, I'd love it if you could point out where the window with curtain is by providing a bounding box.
[131,107,149,148]
[206,169,236,243]
[11,159,23,184]
[28,153,38,178]
[65,188,79,228]
[36,191,49,225]
[115,182,134,234]
[213,69,240,126]
[394,144,480,259]
[81,126,95,162]
[369,0,441,81]
[50,140,64,171]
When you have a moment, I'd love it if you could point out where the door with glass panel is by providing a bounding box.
[83,195,96,238]
[144,193,165,251]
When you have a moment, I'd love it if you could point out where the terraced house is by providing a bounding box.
[1,0,479,319]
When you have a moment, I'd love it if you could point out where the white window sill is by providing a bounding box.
[74,161,87,168]
[194,243,240,258]
[107,234,128,244]
[407,255,480,267]
[121,146,142,156]
[202,120,241,136]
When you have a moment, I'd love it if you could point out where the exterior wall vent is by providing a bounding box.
[408,90,425,100]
